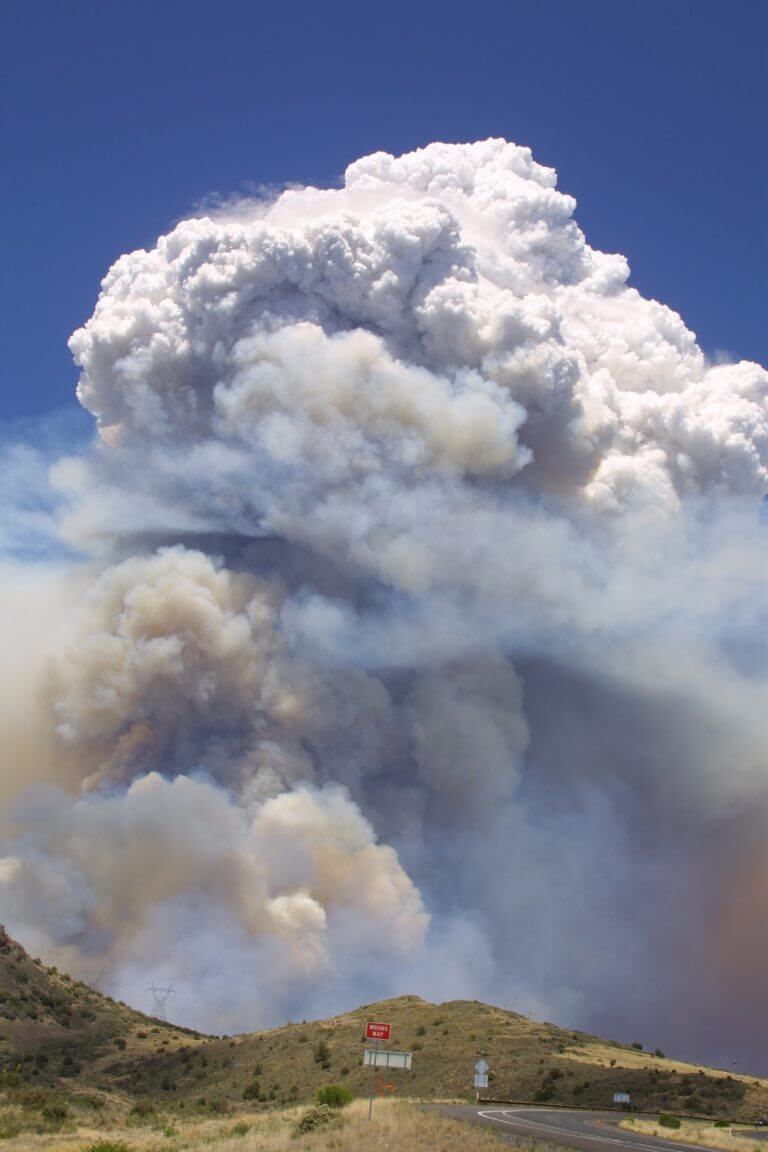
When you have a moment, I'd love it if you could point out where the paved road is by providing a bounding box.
[427,1105,764,1152]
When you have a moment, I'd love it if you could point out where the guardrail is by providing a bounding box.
[475,1098,749,1124]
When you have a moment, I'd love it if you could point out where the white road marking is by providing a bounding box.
[476,1108,710,1152]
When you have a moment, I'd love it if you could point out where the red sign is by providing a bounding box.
[366,1020,391,1041]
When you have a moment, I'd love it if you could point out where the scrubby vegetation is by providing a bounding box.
[315,1083,353,1108]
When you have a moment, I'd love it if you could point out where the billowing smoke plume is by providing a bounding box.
[1,140,766,1064]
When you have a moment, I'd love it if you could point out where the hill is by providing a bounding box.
[0,925,205,1107]
[1,926,766,1126]
[134,994,767,1120]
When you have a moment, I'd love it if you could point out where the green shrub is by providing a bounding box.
[659,1115,681,1129]
[81,1143,133,1152]
[230,1122,251,1137]
[714,1121,731,1128]
[293,1104,340,1135]
[654,1049,665,1058]
[315,1084,353,1109]
[242,1081,260,1101]
[42,1102,69,1124]
[631,1042,643,1050]
[128,1101,155,1120]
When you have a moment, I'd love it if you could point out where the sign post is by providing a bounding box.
[365,1021,391,1121]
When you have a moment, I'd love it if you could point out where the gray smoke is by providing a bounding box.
[0,140,766,1065]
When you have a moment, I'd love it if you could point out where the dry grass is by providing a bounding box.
[0,1100,511,1152]
[575,1044,768,1089]
[620,1116,767,1152]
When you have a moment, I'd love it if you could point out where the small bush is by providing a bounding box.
[714,1121,731,1128]
[659,1115,681,1129]
[654,1048,665,1058]
[230,1122,250,1137]
[316,1084,353,1109]
[415,1025,426,1036]
[129,1101,155,1120]
[42,1102,69,1124]
[81,1143,133,1152]
[293,1104,339,1135]
[631,1042,643,1050]
[242,1081,260,1101]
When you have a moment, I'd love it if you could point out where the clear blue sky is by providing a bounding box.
[2,0,765,422]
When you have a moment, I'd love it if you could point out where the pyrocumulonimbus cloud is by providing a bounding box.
[1,140,766,1066]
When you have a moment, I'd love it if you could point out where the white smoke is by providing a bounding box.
[1,139,766,1063]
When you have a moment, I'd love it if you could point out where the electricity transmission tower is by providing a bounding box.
[148,983,175,1021]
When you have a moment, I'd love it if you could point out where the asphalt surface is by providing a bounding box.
[427,1105,767,1152]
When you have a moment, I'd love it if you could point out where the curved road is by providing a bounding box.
[428,1105,765,1152]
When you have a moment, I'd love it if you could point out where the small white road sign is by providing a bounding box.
[613,1092,631,1104]
[364,1048,412,1070]
[474,1073,489,1089]
[475,1058,489,1075]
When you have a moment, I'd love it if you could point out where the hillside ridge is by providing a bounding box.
[1,927,766,1124]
